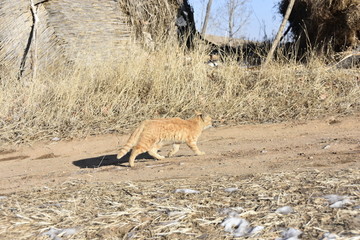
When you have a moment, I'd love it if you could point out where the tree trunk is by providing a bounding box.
[263,0,295,68]
[201,0,213,36]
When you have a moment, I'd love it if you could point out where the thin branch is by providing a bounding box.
[263,0,295,68]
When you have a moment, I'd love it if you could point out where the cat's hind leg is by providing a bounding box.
[129,146,145,167]
[148,143,165,160]
[168,143,180,157]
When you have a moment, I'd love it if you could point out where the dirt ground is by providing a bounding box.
[0,114,359,194]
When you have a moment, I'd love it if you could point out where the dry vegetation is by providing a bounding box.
[0,168,359,239]
[279,0,360,52]
[0,43,359,144]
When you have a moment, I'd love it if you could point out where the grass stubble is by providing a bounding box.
[0,169,359,239]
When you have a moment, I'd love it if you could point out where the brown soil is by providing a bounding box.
[0,114,359,194]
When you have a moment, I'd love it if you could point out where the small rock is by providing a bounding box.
[322,144,331,149]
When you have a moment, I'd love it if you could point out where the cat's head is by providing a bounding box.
[195,112,212,130]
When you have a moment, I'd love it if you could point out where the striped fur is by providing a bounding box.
[117,113,212,167]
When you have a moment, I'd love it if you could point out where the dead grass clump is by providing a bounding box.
[279,0,360,52]
[0,43,359,144]
[118,0,180,44]
[0,168,359,239]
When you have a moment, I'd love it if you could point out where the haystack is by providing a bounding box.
[279,0,360,53]
[0,0,190,79]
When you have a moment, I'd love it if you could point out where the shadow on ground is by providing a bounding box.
[72,152,155,168]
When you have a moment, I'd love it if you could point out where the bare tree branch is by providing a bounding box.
[263,0,295,67]
[201,0,213,35]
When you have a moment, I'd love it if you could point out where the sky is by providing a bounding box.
[188,0,282,41]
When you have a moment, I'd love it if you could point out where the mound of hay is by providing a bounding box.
[0,0,191,79]
[279,0,360,53]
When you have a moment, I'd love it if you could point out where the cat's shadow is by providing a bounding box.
[72,152,155,168]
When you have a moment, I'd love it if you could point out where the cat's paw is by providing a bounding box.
[196,151,205,156]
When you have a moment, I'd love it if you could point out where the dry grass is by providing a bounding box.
[0,43,359,144]
[0,168,359,239]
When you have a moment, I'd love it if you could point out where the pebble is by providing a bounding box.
[322,144,331,149]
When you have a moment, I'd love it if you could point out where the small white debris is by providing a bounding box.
[233,218,251,237]
[224,187,238,193]
[51,137,61,141]
[276,228,302,240]
[174,189,200,194]
[248,226,265,236]
[322,144,331,149]
[219,207,244,216]
[42,227,78,240]
[221,217,245,232]
[330,199,352,208]
[323,194,345,204]
[167,211,186,217]
[322,232,339,240]
[323,195,352,208]
[0,196,7,200]
[276,206,294,215]
[221,217,264,237]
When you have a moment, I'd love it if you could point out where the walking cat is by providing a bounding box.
[117,112,212,167]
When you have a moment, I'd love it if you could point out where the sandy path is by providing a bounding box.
[0,114,359,194]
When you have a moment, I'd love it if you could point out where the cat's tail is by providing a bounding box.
[117,122,145,159]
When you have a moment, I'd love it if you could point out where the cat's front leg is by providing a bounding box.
[186,140,205,156]
[168,143,180,157]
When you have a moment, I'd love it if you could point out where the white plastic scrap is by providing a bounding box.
[221,217,245,232]
[219,207,244,216]
[221,217,264,237]
[276,228,302,240]
[323,195,352,208]
[174,189,200,194]
[224,187,238,193]
[42,227,78,240]
[276,206,294,215]
[321,232,339,240]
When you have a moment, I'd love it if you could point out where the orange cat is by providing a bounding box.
[117,112,212,167]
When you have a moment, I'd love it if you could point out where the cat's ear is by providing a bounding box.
[195,111,204,121]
